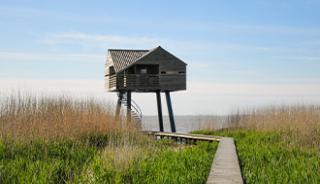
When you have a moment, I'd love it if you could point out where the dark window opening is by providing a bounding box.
[109,66,115,75]
[179,71,185,74]
[136,64,159,74]
[162,71,181,74]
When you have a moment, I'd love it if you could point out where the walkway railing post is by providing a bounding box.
[165,91,176,132]
[156,91,164,132]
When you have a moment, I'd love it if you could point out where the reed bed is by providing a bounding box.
[0,92,140,141]
[226,105,320,149]
[0,92,217,183]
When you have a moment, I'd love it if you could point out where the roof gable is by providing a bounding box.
[108,49,148,72]
[108,46,187,73]
[135,46,187,65]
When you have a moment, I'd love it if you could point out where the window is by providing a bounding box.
[136,64,159,74]
[165,71,178,74]
[109,66,115,75]
[140,68,147,74]
[160,71,185,74]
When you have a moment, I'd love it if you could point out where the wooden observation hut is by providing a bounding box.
[105,46,187,132]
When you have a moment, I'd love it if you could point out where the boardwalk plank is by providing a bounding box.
[206,137,243,184]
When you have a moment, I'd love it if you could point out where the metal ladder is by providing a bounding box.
[118,92,143,123]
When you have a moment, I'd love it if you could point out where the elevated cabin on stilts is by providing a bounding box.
[104,46,187,132]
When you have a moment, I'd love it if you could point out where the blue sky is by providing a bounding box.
[1,0,320,115]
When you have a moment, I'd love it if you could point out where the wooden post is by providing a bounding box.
[156,91,164,132]
[115,92,123,121]
[165,91,176,132]
[126,91,132,122]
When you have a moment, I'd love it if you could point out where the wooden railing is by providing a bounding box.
[124,74,159,88]
[108,73,186,91]
[109,74,160,89]
[144,131,221,144]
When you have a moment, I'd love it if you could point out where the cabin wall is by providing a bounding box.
[105,52,113,76]
[105,53,116,91]
[134,47,186,91]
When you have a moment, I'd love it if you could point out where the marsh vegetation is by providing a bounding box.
[0,93,217,183]
[196,105,320,183]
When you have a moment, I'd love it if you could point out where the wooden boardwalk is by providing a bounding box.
[145,131,221,143]
[145,131,243,184]
[206,137,243,184]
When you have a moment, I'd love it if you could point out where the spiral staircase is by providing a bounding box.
[118,92,142,123]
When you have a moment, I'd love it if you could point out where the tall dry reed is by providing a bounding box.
[0,92,158,182]
[0,92,139,141]
[222,105,320,150]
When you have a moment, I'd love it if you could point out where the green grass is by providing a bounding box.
[0,136,218,184]
[193,129,320,184]
[1,139,97,183]
[77,141,217,184]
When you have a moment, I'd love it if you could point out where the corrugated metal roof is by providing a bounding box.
[108,49,149,72]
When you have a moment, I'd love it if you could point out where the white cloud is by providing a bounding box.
[274,55,320,62]
[41,31,320,57]
[0,51,104,63]
[0,79,106,94]
[41,31,275,54]
[42,32,158,49]
[221,23,320,35]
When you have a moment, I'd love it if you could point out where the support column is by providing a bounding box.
[126,91,132,122]
[115,92,123,121]
[165,91,176,132]
[156,91,164,132]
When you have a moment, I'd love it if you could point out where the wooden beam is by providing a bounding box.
[165,91,176,132]
[156,91,164,132]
